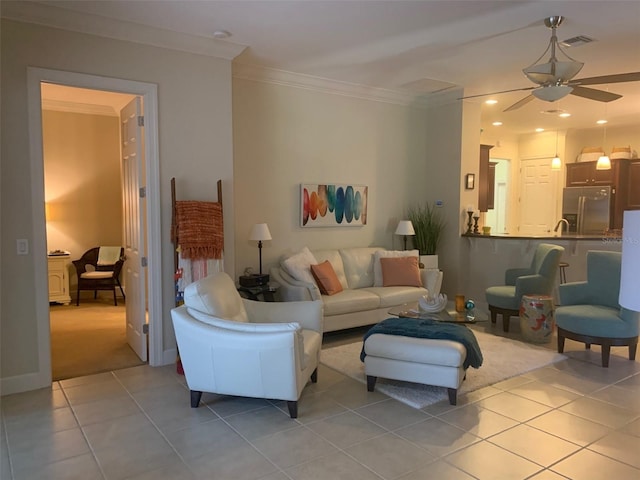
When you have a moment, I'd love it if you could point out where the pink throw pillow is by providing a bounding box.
[380,256,422,287]
[310,261,343,295]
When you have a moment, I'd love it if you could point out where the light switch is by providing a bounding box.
[17,239,29,255]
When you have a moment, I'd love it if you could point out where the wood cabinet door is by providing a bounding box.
[566,162,593,186]
[627,161,640,209]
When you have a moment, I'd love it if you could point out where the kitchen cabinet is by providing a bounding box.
[48,253,71,304]
[478,144,494,212]
[626,160,640,210]
[565,160,617,186]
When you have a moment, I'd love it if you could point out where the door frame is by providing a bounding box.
[27,67,163,385]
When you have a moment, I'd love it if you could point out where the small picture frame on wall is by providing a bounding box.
[465,173,475,190]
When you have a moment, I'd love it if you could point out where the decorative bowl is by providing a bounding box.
[418,293,448,313]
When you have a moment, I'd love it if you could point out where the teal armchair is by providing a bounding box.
[485,243,564,332]
[556,251,639,367]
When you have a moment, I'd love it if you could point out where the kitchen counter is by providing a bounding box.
[462,233,621,241]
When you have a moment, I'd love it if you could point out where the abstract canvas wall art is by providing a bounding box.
[301,184,368,227]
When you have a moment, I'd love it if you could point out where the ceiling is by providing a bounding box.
[16,0,640,136]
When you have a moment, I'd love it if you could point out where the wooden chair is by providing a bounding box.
[73,247,126,306]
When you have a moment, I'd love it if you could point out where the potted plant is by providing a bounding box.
[407,202,446,269]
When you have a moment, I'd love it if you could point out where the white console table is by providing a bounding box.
[48,253,71,305]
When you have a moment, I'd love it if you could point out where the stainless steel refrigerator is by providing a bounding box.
[562,186,611,234]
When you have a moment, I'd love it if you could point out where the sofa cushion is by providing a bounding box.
[556,305,632,337]
[310,260,343,295]
[363,286,429,308]
[373,249,419,287]
[282,246,318,285]
[312,249,348,290]
[380,256,422,287]
[321,289,381,316]
[340,247,382,289]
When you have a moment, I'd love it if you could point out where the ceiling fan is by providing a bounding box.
[462,16,640,112]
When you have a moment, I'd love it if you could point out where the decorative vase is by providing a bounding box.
[419,254,438,270]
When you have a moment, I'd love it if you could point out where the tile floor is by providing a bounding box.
[1,328,639,480]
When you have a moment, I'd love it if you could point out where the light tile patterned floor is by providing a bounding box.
[1,330,639,480]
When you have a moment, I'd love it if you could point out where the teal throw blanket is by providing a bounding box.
[360,317,483,369]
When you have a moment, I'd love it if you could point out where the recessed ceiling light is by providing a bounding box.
[485,99,498,105]
[492,121,503,126]
[213,30,231,39]
[535,128,544,132]
[596,119,608,124]
[559,112,571,118]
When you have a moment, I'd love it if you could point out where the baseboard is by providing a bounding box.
[162,347,178,366]
[0,371,50,396]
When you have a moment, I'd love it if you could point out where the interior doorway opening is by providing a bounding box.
[484,158,510,234]
[27,67,163,390]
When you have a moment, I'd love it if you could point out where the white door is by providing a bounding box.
[121,97,147,361]
[519,157,559,235]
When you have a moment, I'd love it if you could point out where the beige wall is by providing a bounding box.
[232,78,433,274]
[43,110,123,263]
[1,19,234,383]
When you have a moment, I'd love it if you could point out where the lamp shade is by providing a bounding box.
[249,223,272,241]
[619,210,640,312]
[596,155,611,170]
[395,220,415,236]
[551,156,562,170]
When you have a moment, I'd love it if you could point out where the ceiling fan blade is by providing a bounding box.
[503,95,535,112]
[572,72,640,86]
[459,86,535,100]
[570,86,623,102]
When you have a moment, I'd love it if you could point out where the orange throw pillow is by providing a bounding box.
[310,261,343,295]
[380,256,422,287]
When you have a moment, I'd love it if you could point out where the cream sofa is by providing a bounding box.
[270,247,443,333]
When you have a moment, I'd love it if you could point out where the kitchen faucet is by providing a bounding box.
[554,218,570,235]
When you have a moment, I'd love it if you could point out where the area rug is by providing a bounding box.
[320,330,567,409]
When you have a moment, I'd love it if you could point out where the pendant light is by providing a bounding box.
[551,129,561,170]
[596,103,611,170]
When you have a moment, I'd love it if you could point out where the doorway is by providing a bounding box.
[28,67,163,388]
[42,85,146,379]
[484,158,510,234]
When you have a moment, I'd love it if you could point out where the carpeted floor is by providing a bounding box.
[321,329,567,409]
[50,298,146,380]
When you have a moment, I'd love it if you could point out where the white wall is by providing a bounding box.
[1,19,234,385]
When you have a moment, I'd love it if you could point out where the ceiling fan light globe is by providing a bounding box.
[532,85,573,102]
[523,61,584,85]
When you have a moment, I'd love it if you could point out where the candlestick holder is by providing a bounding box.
[473,216,480,234]
[466,211,474,235]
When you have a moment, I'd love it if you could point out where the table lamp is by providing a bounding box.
[619,210,640,312]
[249,223,272,276]
[395,220,415,250]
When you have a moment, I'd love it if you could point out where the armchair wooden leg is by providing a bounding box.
[310,368,318,383]
[630,343,638,361]
[601,343,611,368]
[190,390,203,408]
[503,314,511,332]
[287,401,298,418]
[113,288,118,306]
[557,332,565,353]
[490,308,497,324]
[366,375,377,392]
[447,388,457,405]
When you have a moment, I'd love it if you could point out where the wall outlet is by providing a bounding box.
[17,239,29,255]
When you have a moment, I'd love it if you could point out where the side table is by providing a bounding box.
[237,283,279,302]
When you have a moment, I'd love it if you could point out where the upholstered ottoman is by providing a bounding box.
[363,333,467,405]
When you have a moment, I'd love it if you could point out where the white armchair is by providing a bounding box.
[171,272,323,418]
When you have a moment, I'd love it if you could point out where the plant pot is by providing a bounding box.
[419,254,438,270]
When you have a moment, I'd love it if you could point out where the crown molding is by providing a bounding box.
[1,1,246,60]
[233,63,434,107]
[41,99,118,117]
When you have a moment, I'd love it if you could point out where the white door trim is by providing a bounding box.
[26,67,163,388]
